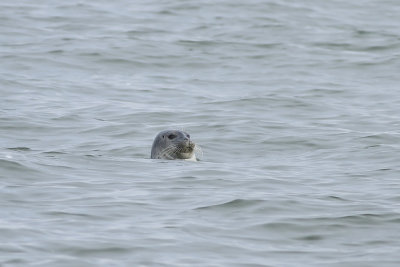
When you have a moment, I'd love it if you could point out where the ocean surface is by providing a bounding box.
[1,0,400,266]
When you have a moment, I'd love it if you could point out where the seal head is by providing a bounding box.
[151,130,196,161]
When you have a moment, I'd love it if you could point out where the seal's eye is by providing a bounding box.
[187,134,190,139]
[168,134,176,139]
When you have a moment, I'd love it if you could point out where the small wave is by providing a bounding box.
[7,147,32,151]
[195,199,264,210]
[0,159,37,173]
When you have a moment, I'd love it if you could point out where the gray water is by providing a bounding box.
[1,0,400,266]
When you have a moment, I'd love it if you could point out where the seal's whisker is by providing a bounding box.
[194,144,203,160]
[159,146,174,158]
[164,144,180,159]
[160,144,177,153]
[160,145,178,159]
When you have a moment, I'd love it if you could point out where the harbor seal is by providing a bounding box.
[151,130,197,161]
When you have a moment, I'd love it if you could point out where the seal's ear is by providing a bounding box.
[162,135,165,139]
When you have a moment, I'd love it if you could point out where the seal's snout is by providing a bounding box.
[183,139,192,147]
[184,136,192,143]
[188,140,195,149]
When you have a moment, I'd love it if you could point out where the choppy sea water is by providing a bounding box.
[1,0,400,266]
